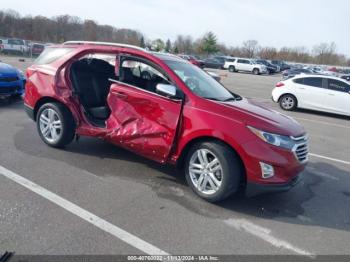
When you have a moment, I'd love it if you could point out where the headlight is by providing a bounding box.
[247,126,295,150]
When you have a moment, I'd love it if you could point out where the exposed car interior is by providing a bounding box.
[70,57,115,125]
[69,55,170,127]
[118,59,169,93]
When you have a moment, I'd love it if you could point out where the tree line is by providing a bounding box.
[1,9,349,66]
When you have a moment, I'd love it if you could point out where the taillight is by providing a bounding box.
[275,82,285,87]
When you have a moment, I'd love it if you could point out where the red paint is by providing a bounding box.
[24,43,307,188]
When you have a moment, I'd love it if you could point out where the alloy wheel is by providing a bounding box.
[39,108,62,143]
[189,149,223,195]
[281,96,295,110]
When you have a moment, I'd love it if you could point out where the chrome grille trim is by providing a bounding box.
[292,134,309,163]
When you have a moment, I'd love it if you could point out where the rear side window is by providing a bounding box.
[227,58,236,62]
[8,39,24,45]
[293,78,304,84]
[327,79,349,92]
[238,59,248,64]
[303,77,323,88]
[35,47,73,65]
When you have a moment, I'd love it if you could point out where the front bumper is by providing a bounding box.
[0,79,25,97]
[246,173,303,197]
[240,138,307,195]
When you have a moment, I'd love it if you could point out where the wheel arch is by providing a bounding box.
[33,96,76,123]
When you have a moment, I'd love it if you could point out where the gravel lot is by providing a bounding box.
[1,55,350,257]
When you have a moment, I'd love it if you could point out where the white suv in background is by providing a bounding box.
[224,58,268,75]
[272,75,350,116]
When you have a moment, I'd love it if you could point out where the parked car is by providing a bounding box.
[222,57,237,70]
[2,38,29,55]
[0,39,4,52]
[24,41,308,202]
[272,75,350,116]
[0,62,26,98]
[225,58,268,75]
[205,71,221,82]
[282,68,314,79]
[213,56,232,65]
[202,58,224,69]
[270,60,290,71]
[340,74,350,82]
[255,59,279,74]
[31,43,46,57]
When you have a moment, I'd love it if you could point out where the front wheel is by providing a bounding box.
[185,141,242,202]
[279,94,297,111]
[36,102,76,148]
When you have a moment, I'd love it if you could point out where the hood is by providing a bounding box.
[213,97,305,137]
[0,62,18,76]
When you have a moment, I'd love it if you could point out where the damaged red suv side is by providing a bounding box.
[24,41,308,202]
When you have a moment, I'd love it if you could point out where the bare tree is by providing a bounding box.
[241,40,260,58]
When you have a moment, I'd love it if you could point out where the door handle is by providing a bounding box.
[328,93,335,96]
[299,87,306,90]
[112,91,128,99]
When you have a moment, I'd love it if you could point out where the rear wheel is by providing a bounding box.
[253,68,260,75]
[279,94,297,111]
[36,102,75,148]
[228,65,235,73]
[185,141,242,202]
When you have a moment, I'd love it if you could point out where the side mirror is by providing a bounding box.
[156,83,177,98]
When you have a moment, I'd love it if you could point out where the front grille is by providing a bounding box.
[292,135,309,163]
[0,76,19,82]
[0,86,21,94]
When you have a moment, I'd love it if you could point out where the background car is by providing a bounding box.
[0,62,26,98]
[282,68,314,79]
[340,74,350,82]
[202,58,224,69]
[31,43,46,57]
[225,58,268,75]
[178,54,204,68]
[1,38,29,55]
[255,59,279,74]
[270,60,291,71]
[0,39,4,52]
[272,75,350,116]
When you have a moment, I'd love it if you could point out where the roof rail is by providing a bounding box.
[63,41,146,51]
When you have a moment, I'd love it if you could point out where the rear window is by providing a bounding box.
[35,47,74,65]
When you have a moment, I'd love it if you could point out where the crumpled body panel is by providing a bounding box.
[106,83,182,163]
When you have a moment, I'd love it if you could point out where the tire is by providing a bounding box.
[279,94,297,111]
[36,102,75,148]
[253,68,260,75]
[185,141,243,202]
[228,65,235,73]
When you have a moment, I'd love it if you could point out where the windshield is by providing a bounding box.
[164,59,235,101]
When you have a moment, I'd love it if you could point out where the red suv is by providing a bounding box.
[24,41,308,202]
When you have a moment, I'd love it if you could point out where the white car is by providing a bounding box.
[272,75,350,116]
[224,58,268,75]
[1,38,29,55]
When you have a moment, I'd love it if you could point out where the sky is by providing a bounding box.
[2,0,350,56]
